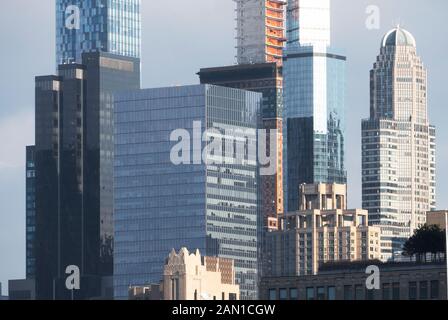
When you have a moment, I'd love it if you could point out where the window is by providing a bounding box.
[419,281,428,300]
[430,281,439,299]
[306,287,315,301]
[269,289,276,301]
[392,282,400,300]
[327,286,336,300]
[344,285,353,300]
[382,283,391,300]
[317,287,325,300]
[366,288,375,300]
[279,288,287,300]
[229,293,237,301]
[355,285,364,300]
[289,288,298,300]
[408,282,417,300]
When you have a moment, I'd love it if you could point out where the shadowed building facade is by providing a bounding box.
[34,52,140,299]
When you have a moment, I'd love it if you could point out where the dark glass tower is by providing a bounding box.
[26,146,36,279]
[56,0,141,64]
[34,52,140,300]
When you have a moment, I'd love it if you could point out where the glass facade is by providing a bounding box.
[286,0,331,48]
[26,146,36,279]
[114,85,261,300]
[34,52,140,300]
[56,0,141,64]
[283,46,346,211]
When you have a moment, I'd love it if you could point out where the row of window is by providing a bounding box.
[268,280,441,300]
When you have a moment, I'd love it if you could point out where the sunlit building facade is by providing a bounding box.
[362,27,436,261]
[283,0,346,212]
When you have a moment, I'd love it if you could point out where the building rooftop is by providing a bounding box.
[382,26,416,48]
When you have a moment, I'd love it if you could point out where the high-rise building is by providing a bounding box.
[283,0,346,211]
[34,52,140,300]
[362,27,436,261]
[56,0,141,64]
[265,183,381,277]
[235,0,287,65]
[286,0,331,48]
[198,64,284,283]
[198,63,284,224]
[25,146,36,279]
[114,85,261,300]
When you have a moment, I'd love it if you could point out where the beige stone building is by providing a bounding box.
[362,26,436,261]
[127,248,240,301]
[265,183,381,276]
[427,210,448,230]
[163,248,239,301]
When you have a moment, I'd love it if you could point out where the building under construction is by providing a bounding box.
[235,0,287,65]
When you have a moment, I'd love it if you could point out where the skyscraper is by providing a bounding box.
[25,146,36,279]
[198,63,284,227]
[114,85,261,300]
[362,27,436,261]
[283,0,346,211]
[198,64,284,283]
[235,0,287,65]
[34,52,140,299]
[56,0,141,64]
[286,0,330,48]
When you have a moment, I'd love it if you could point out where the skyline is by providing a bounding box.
[1,0,448,294]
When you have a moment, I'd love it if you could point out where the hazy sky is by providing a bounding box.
[0,0,447,295]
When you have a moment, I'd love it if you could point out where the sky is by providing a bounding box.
[0,0,447,295]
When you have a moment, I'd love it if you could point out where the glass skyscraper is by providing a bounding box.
[114,85,261,300]
[34,52,140,300]
[283,0,346,211]
[362,27,436,261]
[56,0,141,64]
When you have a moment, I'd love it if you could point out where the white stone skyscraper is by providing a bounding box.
[362,27,436,261]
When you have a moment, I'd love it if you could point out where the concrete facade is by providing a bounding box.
[265,184,381,276]
[236,0,286,65]
[362,27,436,260]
